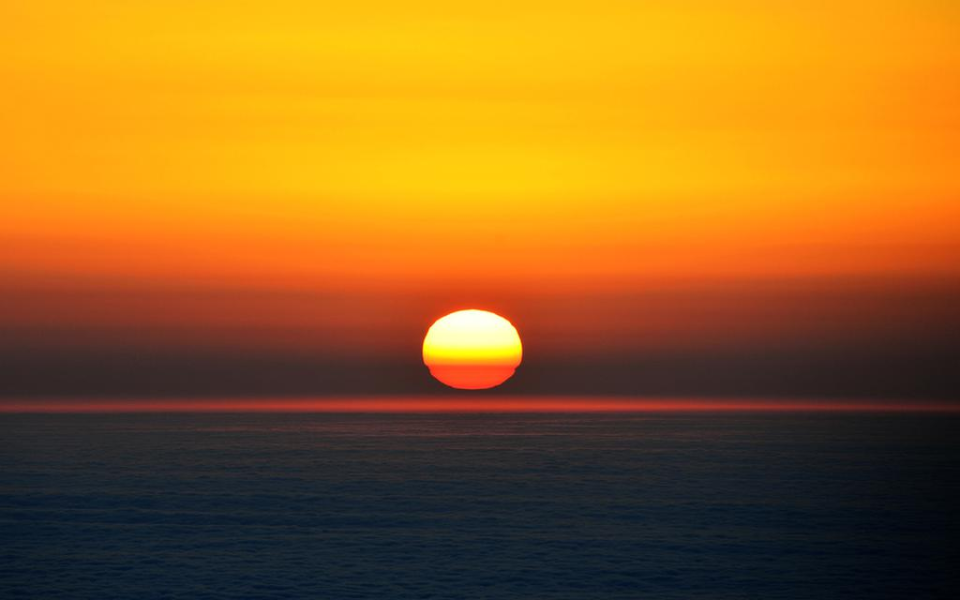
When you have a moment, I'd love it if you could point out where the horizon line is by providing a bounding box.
[2,397,958,414]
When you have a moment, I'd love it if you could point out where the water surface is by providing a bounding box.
[2,411,958,598]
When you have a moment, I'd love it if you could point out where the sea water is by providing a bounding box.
[2,409,958,599]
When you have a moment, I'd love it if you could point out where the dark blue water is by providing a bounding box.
[2,411,959,599]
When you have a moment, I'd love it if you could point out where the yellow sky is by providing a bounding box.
[2,0,958,291]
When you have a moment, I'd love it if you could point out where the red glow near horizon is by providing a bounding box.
[1,397,957,413]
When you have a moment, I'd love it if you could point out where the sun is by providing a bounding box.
[422,309,523,390]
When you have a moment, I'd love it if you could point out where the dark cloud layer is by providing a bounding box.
[3,276,958,404]
[3,338,958,402]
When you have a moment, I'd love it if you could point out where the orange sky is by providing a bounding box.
[1,1,959,399]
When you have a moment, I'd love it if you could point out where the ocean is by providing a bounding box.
[2,410,958,599]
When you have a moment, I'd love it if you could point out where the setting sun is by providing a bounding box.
[423,310,523,390]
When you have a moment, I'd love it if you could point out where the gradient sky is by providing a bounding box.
[2,1,959,402]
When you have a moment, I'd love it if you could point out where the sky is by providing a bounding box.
[2,0,959,403]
